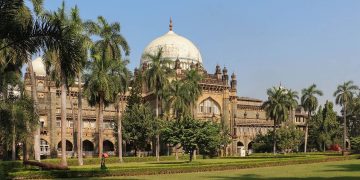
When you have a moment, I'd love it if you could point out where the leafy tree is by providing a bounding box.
[301,84,323,153]
[275,123,304,153]
[163,117,223,162]
[252,132,274,153]
[333,81,359,154]
[0,92,38,160]
[122,103,158,156]
[350,136,360,153]
[308,101,341,151]
[143,48,173,161]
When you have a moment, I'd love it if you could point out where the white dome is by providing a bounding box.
[32,57,46,76]
[141,29,202,69]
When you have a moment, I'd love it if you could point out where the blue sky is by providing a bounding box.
[40,0,360,112]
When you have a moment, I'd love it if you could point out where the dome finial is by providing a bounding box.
[169,17,173,31]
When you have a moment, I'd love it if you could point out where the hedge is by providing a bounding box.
[9,155,358,179]
[41,155,189,166]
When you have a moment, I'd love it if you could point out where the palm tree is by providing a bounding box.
[84,16,130,60]
[301,84,323,153]
[68,5,92,166]
[85,16,130,160]
[183,69,203,117]
[165,79,189,120]
[113,59,130,163]
[43,2,83,166]
[84,54,124,158]
[333,81,359,154]
[143,48,173,162]
[263,87,290,154]
[1,0,64,162]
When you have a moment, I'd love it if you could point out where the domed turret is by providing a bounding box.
[141,18,202,70]
[30,57,46,76]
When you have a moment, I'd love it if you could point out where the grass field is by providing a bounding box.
[3,153,359,179]
[87,159,360,180]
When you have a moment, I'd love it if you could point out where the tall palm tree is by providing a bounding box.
[68,5,92,166]
[143,48,173,162]
[43,2,83,166]
[301,84,323,153]
[263,87,290,154]
[84,54,124,158]
[333,81,359,154]
[1,0,63,162]
[85,16,130,60]
[85,16,130,160]
[113,59,130,163]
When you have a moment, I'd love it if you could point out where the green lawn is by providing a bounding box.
[5,153,360,179]
[81,159,360,180]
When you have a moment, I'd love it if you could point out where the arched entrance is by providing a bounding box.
[237,141,245,157]
[83,140,94,156]
[57,140,73,151]
[103,140,115,155]
[83,140,94,151]
[248,141,254,154]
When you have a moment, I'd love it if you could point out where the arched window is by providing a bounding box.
[198,98,220,115]
[237,141,244,147]
[40,139,49,155]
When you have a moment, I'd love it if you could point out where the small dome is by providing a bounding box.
[31,57,46,76]
[141,19,202,70]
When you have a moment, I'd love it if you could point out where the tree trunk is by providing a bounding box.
[304,111,310,153]
[60,77,67,166]
[27,60,40,162]
[98,96,104,158]
[175,144,179,160]
[117,98,123,163]
[155,95,160,162]
[343,103,347,155]
[273,121,276,154]
[12,122,16,161]
[77,73,83,165]
[69,93,77,158]
[193,149,197,160]
[189,149,193,162]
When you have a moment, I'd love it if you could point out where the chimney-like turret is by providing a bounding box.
[230,72,237,90]
[215,65,222,80]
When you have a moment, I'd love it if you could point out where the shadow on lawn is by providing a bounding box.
[322,163,360,172]
[205,174,360,180]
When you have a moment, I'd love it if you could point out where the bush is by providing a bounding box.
[351,136,360,153]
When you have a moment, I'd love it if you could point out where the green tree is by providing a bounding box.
[275,123,304,153]
[333,81,359,154]
[122,103,158,156]
[262,87,290,154]
[85,15,130,161]
[113,59,130,163]
[143,48,173,161]
[301,84,323,153]
[84,54,125,158]
[84,16,130,60]
[43,2,83,166]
